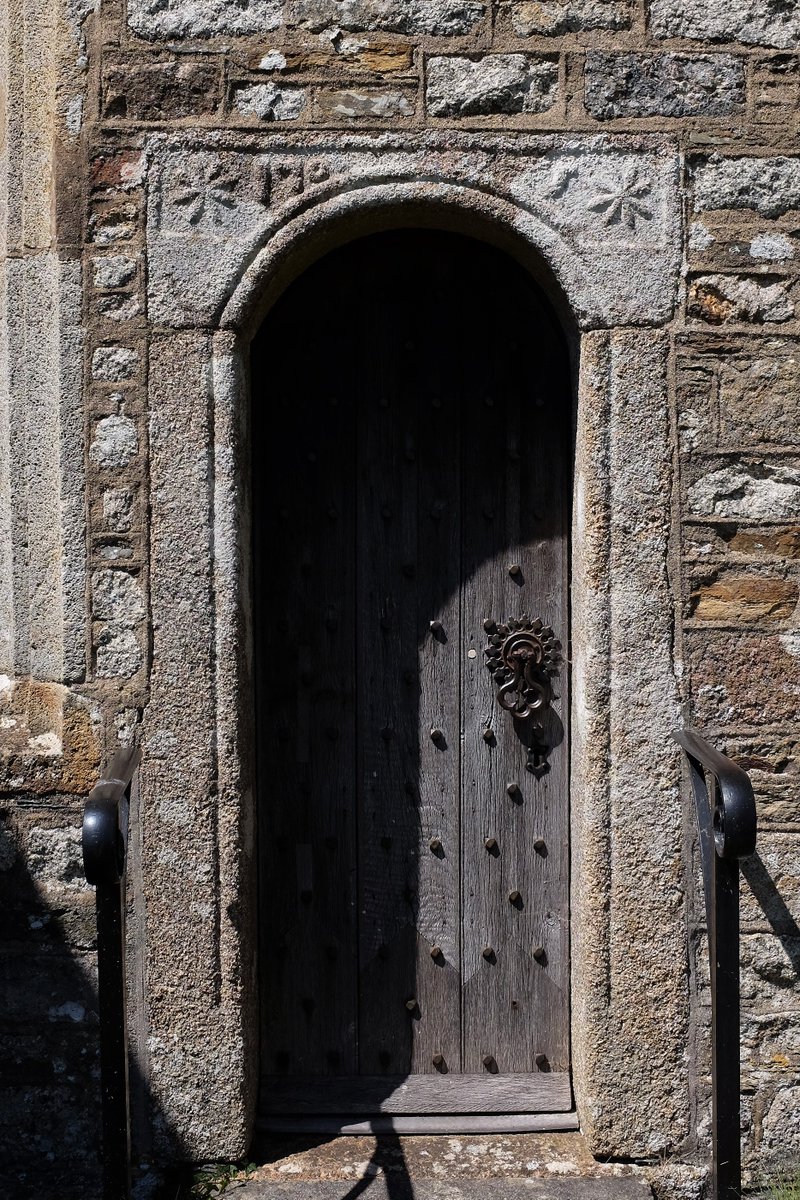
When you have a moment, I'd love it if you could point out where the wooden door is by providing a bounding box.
[252,231,571,1119]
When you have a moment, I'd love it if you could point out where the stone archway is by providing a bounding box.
[138,134,686,1162]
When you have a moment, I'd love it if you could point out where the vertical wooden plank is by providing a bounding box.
[254,257,358,1077]
[460,248,571,1075]
[412,244,463,1076]
[356,235,463,1079]
[355,241,421,1077]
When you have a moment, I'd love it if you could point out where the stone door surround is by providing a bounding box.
[138,130,685,1161]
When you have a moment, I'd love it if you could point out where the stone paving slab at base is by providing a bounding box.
[234,1182,653,1199]
[239,1135,653,1199]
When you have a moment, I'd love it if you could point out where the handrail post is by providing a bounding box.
[83,748,141,1200]
[710,780,743,1200]
[674,729,756,1200]
[96,869,131,1200]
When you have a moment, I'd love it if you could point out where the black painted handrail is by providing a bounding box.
[82,745,141,1200]
[674,728,757,1200]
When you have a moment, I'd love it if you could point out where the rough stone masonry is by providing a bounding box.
[1,0,799,1197]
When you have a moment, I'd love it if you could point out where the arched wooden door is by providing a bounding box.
[252,230,572,1123]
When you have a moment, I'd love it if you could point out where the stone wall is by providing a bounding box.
[1,0,799,1197]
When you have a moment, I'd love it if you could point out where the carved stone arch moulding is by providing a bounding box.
[144,131,681,332]
[139,130,685,1164]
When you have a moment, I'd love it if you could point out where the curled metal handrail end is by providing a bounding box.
[82,745,142,887]
[674,727,756,860]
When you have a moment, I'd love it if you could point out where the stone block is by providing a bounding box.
[285,0,487,36]
[95,296,140,323]
[684,526,800,564]
[742,934,800,1008]
[88,203,139,245]
[585,53,745,119]
[91,255,138,289]
[426,54,559,117]
[91,569,145,625]
[694,155,800,218]
[688,573,798,622]
[91,151,147,193]
[316,88,415,119]
[508,0,633,35]
[741,834,800,933]
[102,487,136,533]
[0,949,97,1025]
[685,629,800,726]
[90,345,139,382]
[233,82,308,122]
[89,414,139,469]
[649,0,800,49]
[94,627,144,678]
[752,55,800,126]
[102,57,221,121]
[676,338,800,452]
[128,0,281,39]
[761,1084,800,1153]
[91,570,146,679]
[0,1083,101,1176]
[687,274,794,324]
[687,461,800,520]
[147,139,681,330]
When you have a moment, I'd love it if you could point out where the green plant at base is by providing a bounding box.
[188,1161,257,1198]
[757,1166,800,1200]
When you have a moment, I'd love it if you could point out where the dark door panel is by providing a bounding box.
[253,230,571,1112]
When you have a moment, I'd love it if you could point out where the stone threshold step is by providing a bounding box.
[233,1182,652,1199]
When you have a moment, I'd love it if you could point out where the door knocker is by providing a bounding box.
[484,616,561,773]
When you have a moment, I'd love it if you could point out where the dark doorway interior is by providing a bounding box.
[251,230,572,1123]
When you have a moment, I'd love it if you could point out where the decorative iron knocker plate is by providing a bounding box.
[484,616,561,720]
[484,617,562,774]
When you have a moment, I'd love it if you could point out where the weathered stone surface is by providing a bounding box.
[585,53,744,119]
[317,89,415,119]
[92,570,145,679]
[694,155,800,217]
[91,255,137,289]
[88,415,139,469]
[91,569,145,625]
[426,55,558,117]
[686,630,800,726]
[128,0,281,39]
[740,834,800,930]
[234,1182,654,1199]
[95,295,139,321]
[232,83,307,122]
[509,0,633,35]
[102,488,135,532]
[242,1132,645,1189]
[285,0,486,36]
[148,137,680,330]
[750,232,794,261]
[761,1085,800,1153]
[649,0,800,49]
[90,345,139,382]
[689,574,798,622]
[687,462,800,519]
[24,826,88,891]
[677,339,800,451]
[572,333,686,1158]
[688,274,794,324]
[102,58,221,120]
[742,934,800,1005]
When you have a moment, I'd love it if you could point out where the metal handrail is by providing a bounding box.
[82,745,141,1200]
[674,728,757,1200]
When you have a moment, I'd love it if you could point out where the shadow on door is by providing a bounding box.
[251,230,572,1141]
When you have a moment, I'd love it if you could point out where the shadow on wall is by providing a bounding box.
[0,794,189,1200]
